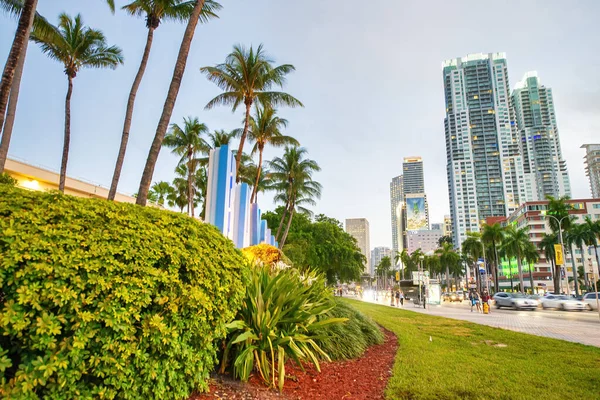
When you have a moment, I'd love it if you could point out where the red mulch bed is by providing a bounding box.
[193,328,397,400]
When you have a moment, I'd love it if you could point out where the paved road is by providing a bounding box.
[359,296,600,347]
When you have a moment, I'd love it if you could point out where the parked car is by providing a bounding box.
[582,292,599,311]
[493,292,538,310]
[455,291,465,302]
[442,292,450,302]
[540,295,586,311]
[448,292,460,302]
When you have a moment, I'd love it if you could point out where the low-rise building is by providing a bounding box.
[4,157,139,204]
[504,198,600,292]
[406,229,443,255]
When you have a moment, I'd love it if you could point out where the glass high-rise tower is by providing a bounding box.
[402,157,425,194]
[443,53,525,247]
[512,72,571,201]
[389,175,404,260]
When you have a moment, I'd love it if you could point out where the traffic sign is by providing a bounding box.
[554,244,564,265]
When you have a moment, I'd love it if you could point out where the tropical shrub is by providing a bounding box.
[220,266,344,392]
[241,243,291,267]
[314,298,384,360]
[0,173,16,186]
[0,186,249,399]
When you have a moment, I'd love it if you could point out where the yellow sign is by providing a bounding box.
[554,244,564,265]
[396,271,400,282]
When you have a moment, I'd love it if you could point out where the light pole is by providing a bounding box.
[419,255,424,308]
[541,211,569,294]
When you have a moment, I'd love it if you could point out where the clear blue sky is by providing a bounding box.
[1,0,599,248]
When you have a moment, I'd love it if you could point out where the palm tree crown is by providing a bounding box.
[200,44,303,182]
[248,105,297,203]
[163,116,208,217]
[30,13,123,193]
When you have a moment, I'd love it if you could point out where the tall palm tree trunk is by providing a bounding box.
[108,27,155,200]
[136,0,206,206]
[0,0,37,143]
[493,244,500,293]
[59,75,73,193]
[275,206,288,242]
[594,245,600,285]
[235,101,252,183]
[569,245,579,296]
[0,36,29,172]
[279,204,295,249]
[528,262,535,294]
[516,257,524,293]
[187,151,194,217]
[579,245,590,290]
[250,146,263,203]
[445,265,450,291]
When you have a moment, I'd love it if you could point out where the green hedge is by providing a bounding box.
[0,186,249,399]
[314,298,384,360]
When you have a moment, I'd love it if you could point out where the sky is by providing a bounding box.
[1,0,599,250]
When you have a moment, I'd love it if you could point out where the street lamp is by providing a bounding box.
[541,211,569,294]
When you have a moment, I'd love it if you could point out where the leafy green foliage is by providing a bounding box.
[0,173,16,186]
[220,266,344,392]
[0,186,249,399]
[314,298,383,360]
[262,209,365,284]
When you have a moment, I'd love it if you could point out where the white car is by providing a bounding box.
[493,293,538,310]
[540,295,586,311]
[582,292,599,311]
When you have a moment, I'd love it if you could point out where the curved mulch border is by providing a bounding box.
[193,328,397,400]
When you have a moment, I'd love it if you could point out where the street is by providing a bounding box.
[358,295,600,347]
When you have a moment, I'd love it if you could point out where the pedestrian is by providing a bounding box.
[390,288,395,306]
[469,290,475,312]
[473,290,482,313]
[482,290,491,314]
[395,290,400,307]
[399,291,404,306]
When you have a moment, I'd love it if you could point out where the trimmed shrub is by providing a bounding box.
[0,186,249,399]
[314,298,384,360]
[241,244,292,267]
[0,173,17,186]
[220,267,344,392]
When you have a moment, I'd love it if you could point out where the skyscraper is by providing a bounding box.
[345,218,371,275]
[581,144,600,198]
[512,72,571,201]
[402,157,425,194]
[371,246,392,276]
[443,215,452,238]
[389,176,404,259]
[442,53,525,247]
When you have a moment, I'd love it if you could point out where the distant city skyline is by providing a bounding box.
[1,1,599,249]
[345,218,371,275]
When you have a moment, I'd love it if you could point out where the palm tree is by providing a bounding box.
[482,223,504,293]
[269,146,320,245]
[107,0,220,200]
[376,256,392,290]
[501,226,530,293]
[436,243,460,291]
[0,0,114,173]
[0,2,57,173]
[523,241,540,293]
[583,217,600,281]
[162,116,208,217]
[244,163,273,204]
[148,181,171,206]
[0,0,38,143]
[461,232,484,292]
[247,105,297,203]
[539,233,559,293]
[546,195,573,233]
[136,0,211,206]
[277,178,321,248]
[566,223,592,295]
[200,44,303,182]
[30,13,123,192]
[167,174,188,212]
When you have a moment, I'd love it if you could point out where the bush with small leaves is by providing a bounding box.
[0,173,16,186]
[0,185,249,399]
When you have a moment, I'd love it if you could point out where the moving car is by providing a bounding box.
[493,292,538,310]
[540,295,586,311]
[455,291,465,302]
[582,292,599,311]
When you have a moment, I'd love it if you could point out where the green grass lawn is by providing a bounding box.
[344,299,600,400]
